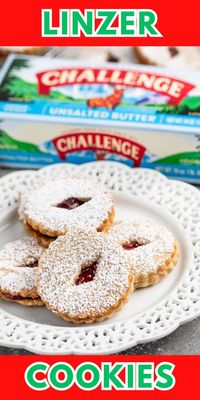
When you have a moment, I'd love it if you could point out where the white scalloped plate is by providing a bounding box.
[0,162,199,354]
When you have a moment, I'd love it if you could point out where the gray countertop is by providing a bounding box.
[0,167,199,355]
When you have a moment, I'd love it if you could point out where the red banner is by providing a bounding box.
[0,355,198,399]
[0,0,200,45]
[52,132,146,166]
[36,67,195,105]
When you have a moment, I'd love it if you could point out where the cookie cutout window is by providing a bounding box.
[123,241,145,250]
[75,261,98,285]
[19,261,38,268]
[56,198,91,210]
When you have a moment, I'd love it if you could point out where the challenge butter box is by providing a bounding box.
[0,54,200,182]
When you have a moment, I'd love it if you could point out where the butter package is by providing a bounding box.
[0,54,200,182]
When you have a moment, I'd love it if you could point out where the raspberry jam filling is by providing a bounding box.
[56,198,89,210]
[25,261,38,268]
[1,292,36,301]
[123,241,143,250]
[75,262,98,285]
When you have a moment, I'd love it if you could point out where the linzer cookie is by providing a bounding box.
[0,237,44,306]
[18,165,81,224]
[37,230,134,323]
[21,177,115,244]
[107,219,179,288]
[135,46,200,68]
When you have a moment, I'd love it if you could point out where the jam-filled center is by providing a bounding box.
[18,261,38,268]
[26,261,38,268]
[75,262,98,285]
[1,292,37,301]
[56,198,89,210]
[123,241,144,250]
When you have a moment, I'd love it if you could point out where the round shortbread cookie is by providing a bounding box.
[107,219,179,288]
[37,229,135,323]
[18,167,81,222]
[23,209,114,247]
[0,237,45,306]
[22,178,115,237]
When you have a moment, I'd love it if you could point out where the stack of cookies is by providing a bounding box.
[0,175,179,324]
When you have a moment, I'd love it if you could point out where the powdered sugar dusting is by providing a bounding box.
[19,169,79,221]
[107,219,175,275]
[0,237,44,294]
[37,230,132,319]
[22,178,114,235]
